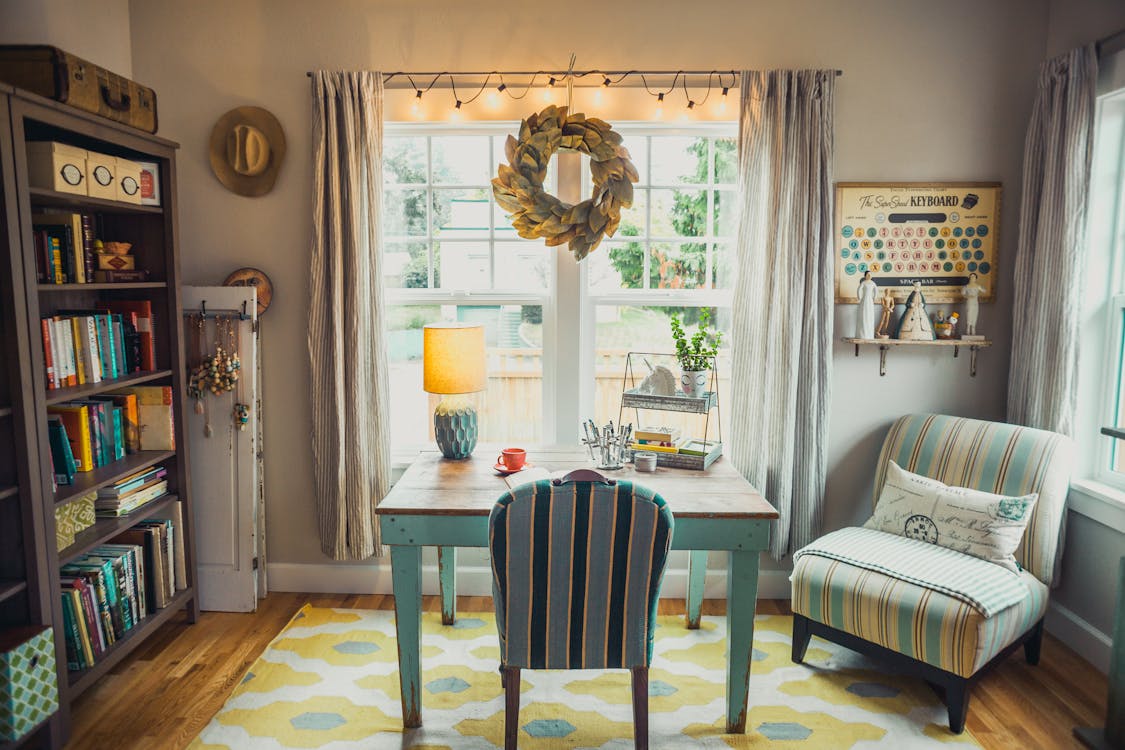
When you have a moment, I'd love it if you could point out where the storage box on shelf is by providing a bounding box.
[0,84,196,748]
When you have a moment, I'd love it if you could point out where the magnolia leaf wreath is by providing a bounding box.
[491,105,638,261]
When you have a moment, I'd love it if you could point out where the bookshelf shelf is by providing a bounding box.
[67,586,194,697]
[53,451,176,506]
[45,369,172,405]
[38,282,167,292]
[0,485,18,501]
[58,494,178,565]
[28,187,164,216]
[0,579,28,604]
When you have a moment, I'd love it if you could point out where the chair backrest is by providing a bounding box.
[488,478,674,670]
[872,413,1074,585]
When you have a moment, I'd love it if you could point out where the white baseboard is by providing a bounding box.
[1044,600,1112,674]
[267,561,793,601]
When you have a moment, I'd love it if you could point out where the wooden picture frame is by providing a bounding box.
[834,182,1001,303]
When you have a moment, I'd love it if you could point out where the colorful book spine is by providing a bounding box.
[50,236,64,284]
[69,318,86,385]
[60,591,84,670]
[81,213,96,282]
[47,405,93,472]
[41,318,55,389]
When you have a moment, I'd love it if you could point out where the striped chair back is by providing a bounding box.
[488,478,674,670]
[873,414,1073,585]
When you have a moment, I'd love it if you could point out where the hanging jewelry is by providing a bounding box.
[187,314,207,414]
[231,314,249,430]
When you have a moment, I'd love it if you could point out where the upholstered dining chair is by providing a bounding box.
[488,470,674,750]
[790,413,1073,734]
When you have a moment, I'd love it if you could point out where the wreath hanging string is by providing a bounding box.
[491,105,639,261]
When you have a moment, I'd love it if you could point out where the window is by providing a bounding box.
[384,123,737,449]
[1084,79,1125,486]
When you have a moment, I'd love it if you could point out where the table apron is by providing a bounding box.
[378,514,769,551]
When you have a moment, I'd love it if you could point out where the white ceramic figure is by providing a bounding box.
[963,273,984,336]
[895,282,936,341]
[856,270,878,339]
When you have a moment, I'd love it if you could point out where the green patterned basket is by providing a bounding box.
[0,627,58,741]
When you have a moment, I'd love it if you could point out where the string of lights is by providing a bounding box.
[307,67,839,117]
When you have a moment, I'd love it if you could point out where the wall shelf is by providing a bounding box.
[843,337,993,377]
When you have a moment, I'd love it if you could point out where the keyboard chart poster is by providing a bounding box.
[834,182,1001,303]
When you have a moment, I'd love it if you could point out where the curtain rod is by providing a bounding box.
[304,69,844,79]
[1098,26,1125,57]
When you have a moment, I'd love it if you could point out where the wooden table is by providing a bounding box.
[375,448,778,733]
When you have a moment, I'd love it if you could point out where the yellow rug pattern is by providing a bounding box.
[190,606,981,749]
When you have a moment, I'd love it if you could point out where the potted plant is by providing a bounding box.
[670,309,722,398]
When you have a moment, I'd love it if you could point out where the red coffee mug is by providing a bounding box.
[497,447,527,470]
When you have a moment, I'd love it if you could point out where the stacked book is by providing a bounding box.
[630,426,681,454]
[40,299,155,390]
[95,465,168,516]
[33,211,95,284]
[58,521,180,671]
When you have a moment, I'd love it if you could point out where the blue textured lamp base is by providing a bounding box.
[434,399,478,459]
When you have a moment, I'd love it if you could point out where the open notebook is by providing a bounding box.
[503,467,558,489]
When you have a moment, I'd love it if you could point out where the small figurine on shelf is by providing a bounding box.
[894,282,936,341]
[962,272,985,340]
[876,289,896,339]
[934,310,959,339]
[855,270,878,340]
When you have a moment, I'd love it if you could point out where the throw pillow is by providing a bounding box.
[865,461,1037,573]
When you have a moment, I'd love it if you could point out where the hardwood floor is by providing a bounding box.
[65,594,1108,750]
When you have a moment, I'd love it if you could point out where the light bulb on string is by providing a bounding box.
[449,99,463,121]
[717,86,729,115]
[411,89,423,116]
[654,92,664,119]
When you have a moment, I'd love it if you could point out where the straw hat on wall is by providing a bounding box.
[209,106,286,197]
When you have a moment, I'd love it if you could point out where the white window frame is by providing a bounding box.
[383,121,737,447]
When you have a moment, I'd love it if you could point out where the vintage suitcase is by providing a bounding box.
[0,45,157,133]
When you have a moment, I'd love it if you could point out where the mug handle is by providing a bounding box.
[497,454,504,466]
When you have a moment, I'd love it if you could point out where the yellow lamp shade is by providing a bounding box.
[423,323,486,394]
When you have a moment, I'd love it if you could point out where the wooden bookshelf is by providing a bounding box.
[0,85,198,748]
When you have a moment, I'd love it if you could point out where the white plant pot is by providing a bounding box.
[680,369,710,398]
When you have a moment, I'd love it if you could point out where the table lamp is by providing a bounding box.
[423,322,486,459]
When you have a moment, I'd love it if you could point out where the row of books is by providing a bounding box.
[59,504,187,672]
[42,299,157,389]
[630,438,719,456]
[33,211,95,284]
[47,386,176,486]
[95,465,168,517]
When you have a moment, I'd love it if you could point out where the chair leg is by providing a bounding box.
[945,677,970,734]
[1024,619,1044,666]
[791,614,812,664]
[631,667,649,750]
[503,666,520,750]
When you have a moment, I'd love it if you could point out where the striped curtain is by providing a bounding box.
[1007,46,1098,436]
[730,70,835,560]
[308,71,391,559]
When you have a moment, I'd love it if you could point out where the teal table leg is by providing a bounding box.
[391,545,423,728]
[685,549,708,629]
[725,549,760,733]
[438,546,457,625]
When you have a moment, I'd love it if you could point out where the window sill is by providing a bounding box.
[1068,478,1125,534]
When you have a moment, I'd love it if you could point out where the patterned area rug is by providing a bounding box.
[190,606,981,749]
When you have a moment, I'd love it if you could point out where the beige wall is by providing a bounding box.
[1047,0,1125,57]
[0,0,133,77]
[125,0,1050,570]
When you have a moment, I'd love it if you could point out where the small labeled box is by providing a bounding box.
[85,151,118,200]
[72,492,96,531]
[0,627,58,742]
[115,158,142,204]
[53,504,76,552]
[137,161,161,206]
[26,141,87,196]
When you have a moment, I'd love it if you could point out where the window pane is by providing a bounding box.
[714,190,737,237]
[384,136,427,184]
[588,242,643,291]
[1113,307,1125,473]
[593,305,731,440]
[650,243,707,289]
[651,189,705,237]
[712,242,734,289]
[436,240,490,290]
[387,304,543,446]
[494,240,550,290]
[384,241,430,289]
[714,137,737,184]
[384,188,427,237]
[433,188,490,239]
[432,136,491,184]
[650,136,706,185]
[614,190,647,239]
[620,135,648,184]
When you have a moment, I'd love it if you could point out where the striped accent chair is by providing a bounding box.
[790,414,1073,734]
[489,475,674,750]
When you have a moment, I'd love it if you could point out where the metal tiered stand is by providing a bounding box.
[617,352,723,470]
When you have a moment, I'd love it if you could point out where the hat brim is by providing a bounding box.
[209,106,287,197]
